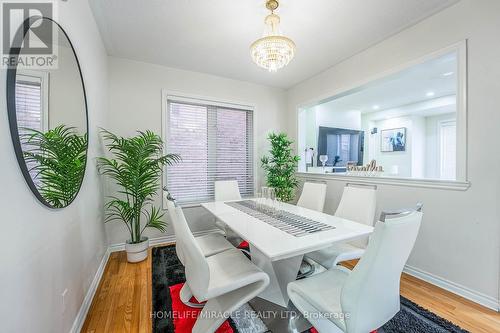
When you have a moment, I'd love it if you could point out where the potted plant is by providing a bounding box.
[261,132,300,202]
[21,125,88,208]
[97,129,180,262]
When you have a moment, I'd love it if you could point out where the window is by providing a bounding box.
[15,73,48,183]
[15,74,47,134]
[165,96,254,205]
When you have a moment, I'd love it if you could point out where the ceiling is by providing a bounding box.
[89,0,459,89]
[316,50,457,115]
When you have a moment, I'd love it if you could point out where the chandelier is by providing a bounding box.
[250,0,296,72]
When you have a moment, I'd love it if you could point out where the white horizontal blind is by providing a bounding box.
[16,77,43,134]
[16,76,43,184]
[166,99,254,204]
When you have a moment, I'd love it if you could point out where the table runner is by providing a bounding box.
[226,200,335,237]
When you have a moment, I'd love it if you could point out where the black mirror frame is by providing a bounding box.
[6,16,89,209]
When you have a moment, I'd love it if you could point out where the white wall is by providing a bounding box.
[48,46,87,133]
[0,1,109,332]
[287,0,500,308]
[105,57,287,245]
[314,105,361,131]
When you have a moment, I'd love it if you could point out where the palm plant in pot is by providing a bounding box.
[97,129,180,262]
[261,132,300,202]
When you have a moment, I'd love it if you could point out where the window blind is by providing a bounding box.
[16,76,44,184]
[166,99,254,205]
[16,77,43,134]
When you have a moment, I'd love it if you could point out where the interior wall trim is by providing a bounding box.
[70,229,221,332]
[296,172,471,191]
[70,247,111,333]
[404,265,500,312]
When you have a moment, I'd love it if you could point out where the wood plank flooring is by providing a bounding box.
[82,247,500,333]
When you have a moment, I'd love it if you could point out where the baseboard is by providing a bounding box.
[108,229,222,253]
[69,247,111,333]
[404,264,500,311]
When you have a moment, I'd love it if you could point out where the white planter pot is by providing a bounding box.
[125,237,149,263]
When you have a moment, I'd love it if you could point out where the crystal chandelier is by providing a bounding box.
[250,0,296,72]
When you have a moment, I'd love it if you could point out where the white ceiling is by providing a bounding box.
[316,50,457,114]
[89,0,459,89]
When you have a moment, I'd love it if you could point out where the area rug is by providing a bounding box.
[306,295,469,333]
[152,245,469,333]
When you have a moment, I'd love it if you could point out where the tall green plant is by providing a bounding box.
[261,132,300,202]
[97,129,180,244]
[21,125,88,208]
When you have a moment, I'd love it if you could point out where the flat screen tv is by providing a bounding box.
[317,126,364,167]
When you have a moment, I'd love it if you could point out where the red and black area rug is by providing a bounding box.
[152,245,469,333]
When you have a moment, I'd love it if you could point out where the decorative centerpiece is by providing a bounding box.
[347,159,384,177]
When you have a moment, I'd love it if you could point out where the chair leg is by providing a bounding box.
[180,283,205,309]
[192,279,268,333]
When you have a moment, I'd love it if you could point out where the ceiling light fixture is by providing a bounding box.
[250,0,296,72]
[372,105,380,110]
[426,91,435,97]
[442,71,454,77]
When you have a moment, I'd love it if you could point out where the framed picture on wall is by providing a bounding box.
[381,127,406,152]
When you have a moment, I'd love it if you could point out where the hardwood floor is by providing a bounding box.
[81,250,153,333]
[82,247,500,333]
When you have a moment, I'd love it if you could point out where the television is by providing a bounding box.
[317,126,364,167]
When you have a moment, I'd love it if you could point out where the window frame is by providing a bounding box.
[295,41,469,190]
[161,90,257,208]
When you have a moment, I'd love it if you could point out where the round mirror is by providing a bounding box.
[6,17,88,208]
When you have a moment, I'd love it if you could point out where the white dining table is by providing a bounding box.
[201,199,374,307]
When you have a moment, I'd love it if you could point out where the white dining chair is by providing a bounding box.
[165,193,234,258]
[214,180,244,246]
[295,182,328,278]
[297,182,327,212]
[174,205,270,333]
[306,184,377,268]
[288,205,423,333]
[165,193,235,307]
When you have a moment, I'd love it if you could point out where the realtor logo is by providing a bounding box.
[1,1,57,69]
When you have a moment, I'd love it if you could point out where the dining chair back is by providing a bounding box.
[297,182,327,212]
[341,208,422,333]
[215,180,242,201]
[335,183,377,226]
[214,180,243,245]
[173,206,211,300]
[165,193,186,265]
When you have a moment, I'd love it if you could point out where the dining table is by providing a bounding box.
[201,198,374,308]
